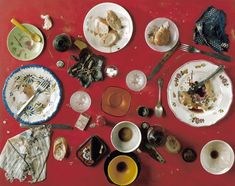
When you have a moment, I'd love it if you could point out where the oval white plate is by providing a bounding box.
[83,2,133,53]
[7,24,44,61]
[2,65,62,125]
[145,17,179,52]
[167,60,233,127]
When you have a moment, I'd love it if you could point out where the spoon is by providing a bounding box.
[154,78,164,117]
[11,18,41,42]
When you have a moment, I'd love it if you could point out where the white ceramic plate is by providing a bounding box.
[2,65,62,125]
[83,2,133,53]
[145,17,179,52]
[167,60,233,127]
[7,24,44,61]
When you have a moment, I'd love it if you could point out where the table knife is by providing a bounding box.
[20,123,74,130]
[147,41,180,81]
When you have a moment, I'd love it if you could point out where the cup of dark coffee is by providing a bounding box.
[147,125,166,146]
[111,121,142,153]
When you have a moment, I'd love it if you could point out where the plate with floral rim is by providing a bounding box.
[2,65,62,125]
[167,60,233,127]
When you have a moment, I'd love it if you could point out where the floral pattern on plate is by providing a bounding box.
[2,65,62,125]
[167,60,233,127]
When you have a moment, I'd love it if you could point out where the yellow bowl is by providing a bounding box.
[107,155,138,186]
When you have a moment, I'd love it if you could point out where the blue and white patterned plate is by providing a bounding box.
[2,65,62,125]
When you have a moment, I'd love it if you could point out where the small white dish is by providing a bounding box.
[126,70,147,92]
[70,91,91,113]
[7,23,44,61]
[200,140,234,175]
[83,2,133,53]
[145,17,179,52]
[111,121,142,153]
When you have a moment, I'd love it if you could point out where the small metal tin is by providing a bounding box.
[56,60,65,68]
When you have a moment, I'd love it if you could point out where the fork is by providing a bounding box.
[15,80,50,117]
[180,43,232,62]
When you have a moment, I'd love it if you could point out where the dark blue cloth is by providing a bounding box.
[194,6,229,53]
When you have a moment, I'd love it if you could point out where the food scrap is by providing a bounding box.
[149,21,171,46]
[93,10,122,47]
[178,80,216,113]
[53,137,69,161]
[41,14,53,30]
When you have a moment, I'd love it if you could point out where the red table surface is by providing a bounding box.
[1,0,235,186]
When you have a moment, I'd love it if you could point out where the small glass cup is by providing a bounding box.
[70,91,91,113]
[126,70,147,92]
[53,33,72,52]
[147,125,166,147]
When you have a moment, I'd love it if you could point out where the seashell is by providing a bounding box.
[53,137,68,161]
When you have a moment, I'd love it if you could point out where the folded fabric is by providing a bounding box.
[194,6,229,53]
[0,125,51,183]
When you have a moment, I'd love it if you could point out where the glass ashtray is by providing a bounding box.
[126,70,147,92]
[70,91,91,113]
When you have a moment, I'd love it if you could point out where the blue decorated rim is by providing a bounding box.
[2,64,62,125]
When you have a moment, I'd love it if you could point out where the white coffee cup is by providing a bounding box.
[111,121,142,153]
[200,140,234,175]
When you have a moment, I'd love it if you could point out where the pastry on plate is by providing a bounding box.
[106,10,122,31]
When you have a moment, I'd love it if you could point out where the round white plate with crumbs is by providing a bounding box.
[145,17,179,52]
[7,24,44,61]
[2,65,62,125]
[83,2,133,53]
[167,60,232,127]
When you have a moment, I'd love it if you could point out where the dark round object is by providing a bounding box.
[182,148,197,162]
[137,106,150,117]
[53,34,72,52]
[210,150,219,159]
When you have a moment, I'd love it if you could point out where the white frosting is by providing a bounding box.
[40,15,53,30]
